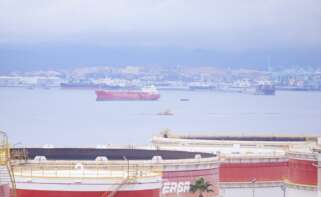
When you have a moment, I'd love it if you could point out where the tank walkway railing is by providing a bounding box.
[12,156,215,179]
[220,155,288,163]
[220,181,284,189]
[220,180,318,191]
[286,151,317,161]
[13,162,162,180]
[0,131,17,197]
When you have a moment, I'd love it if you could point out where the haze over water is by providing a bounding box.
[0,88,320,146]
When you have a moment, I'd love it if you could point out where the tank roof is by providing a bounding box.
[182,136,313,142]
[11,148,215,161]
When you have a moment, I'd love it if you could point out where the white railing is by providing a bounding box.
[13,163,162,179]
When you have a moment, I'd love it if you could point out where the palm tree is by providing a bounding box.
[189,177,213,197]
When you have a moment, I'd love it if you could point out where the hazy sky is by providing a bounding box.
[1,0,321,49]
[0,0,321,71]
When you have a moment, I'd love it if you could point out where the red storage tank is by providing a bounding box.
[220,161,288,182]
[0,184,10,197]
[288,159,317,186]
[11,148,219,197]
[162,168,219,197]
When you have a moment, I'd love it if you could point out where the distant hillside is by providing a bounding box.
[0,45,320,73]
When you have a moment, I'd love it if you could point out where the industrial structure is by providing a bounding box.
[152,132,321,197]
[8,146,219,197]
[0,131,16,197]
[1,130,321,197]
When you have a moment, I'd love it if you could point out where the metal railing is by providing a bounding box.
[13,160,163,197]
[220,181,284,188]
[0,131,10,165]
[0,131,17,197]
[13,162,162,180]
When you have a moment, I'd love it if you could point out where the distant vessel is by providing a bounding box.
[255,84,276,95]
[61,82,130,90]
[61,82,98,89]
[96,86,160,101]
[180,98,190,102]
[189,82,215,91]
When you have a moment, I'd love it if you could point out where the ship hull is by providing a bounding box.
[95,90,160,101]
[255,85,276,95]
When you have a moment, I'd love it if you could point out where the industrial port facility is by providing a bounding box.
[1,130,321,197]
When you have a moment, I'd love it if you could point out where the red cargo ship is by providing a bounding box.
[96,86,160,101]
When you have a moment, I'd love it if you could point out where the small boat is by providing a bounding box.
[255,82,276,95]
[180,98,190,102]
[157,109,174,116]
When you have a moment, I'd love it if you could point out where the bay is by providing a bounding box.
[0,87,320,146]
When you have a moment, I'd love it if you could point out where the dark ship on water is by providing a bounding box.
[255,83,276,95]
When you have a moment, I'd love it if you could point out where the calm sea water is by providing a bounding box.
[0,87,320,146]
